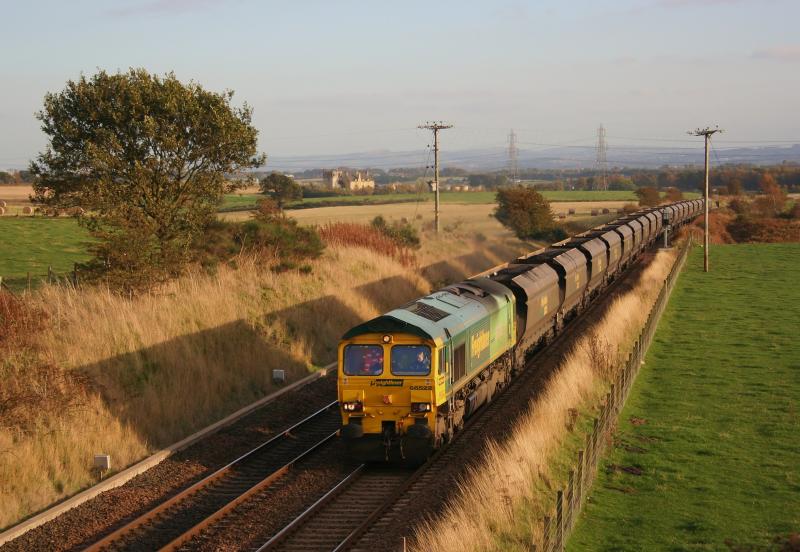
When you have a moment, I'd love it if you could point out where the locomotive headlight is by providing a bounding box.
[342,401,363,412]
[411,402,431,413]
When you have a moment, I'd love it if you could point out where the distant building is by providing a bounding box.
[323,170,375,191]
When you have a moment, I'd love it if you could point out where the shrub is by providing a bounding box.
[664,187,683,201]
[728,198,750,215]
[635,187,660,207]
[494,186,557,241]
[727,215,800,243]
[238,217,324,265]
[371,216,421,249]
[196,216,324,271]
[0,291,45,350]
[318,222,416,266]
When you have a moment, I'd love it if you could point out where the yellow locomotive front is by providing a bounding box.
[338,332,443,464]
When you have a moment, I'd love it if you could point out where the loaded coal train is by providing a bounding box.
[338,200,701,464]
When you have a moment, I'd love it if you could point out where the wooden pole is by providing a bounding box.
[703,133,710,272]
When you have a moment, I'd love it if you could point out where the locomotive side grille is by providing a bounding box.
[404,301,450,322]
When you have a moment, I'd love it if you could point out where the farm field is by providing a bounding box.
[0,185,34,215]
[220,189,681,210]
[222,201,623,226]
[569,244,800,551]
[0,218,92,287]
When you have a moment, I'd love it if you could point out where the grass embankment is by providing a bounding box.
[0,224,530,529]
[0,218,92,288]
[412,248,681,551]
[569,244,800,551]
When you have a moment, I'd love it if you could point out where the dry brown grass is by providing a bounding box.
[411,248,679,552]
[0,245,434,529]
[0,215,534,529]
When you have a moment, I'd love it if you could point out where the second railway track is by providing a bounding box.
[258,465,410,552]
[84,401,341,552]
[256,250,660,552]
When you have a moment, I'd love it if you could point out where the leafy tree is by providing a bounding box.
[494,186,559,241]
[664,187,683,201]
[468,173,508,190]
[608,174,636,191]
[726,177,743,196]
[635,186,661,207]
[631,172,657,188]
[260,172,302,209]
[0,171,12,184]
[30,68,264,291]
[757,173,786,216]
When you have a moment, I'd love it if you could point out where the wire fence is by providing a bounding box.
[0,264,81,294]
[537,239,692,552]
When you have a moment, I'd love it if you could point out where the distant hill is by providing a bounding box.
[267,144,800,172]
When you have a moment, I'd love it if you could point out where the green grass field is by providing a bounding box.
[0,218,92,288]
[220,190,667,211]
[569,244,800,551]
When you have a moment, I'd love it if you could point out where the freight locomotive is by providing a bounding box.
[338,200,702,464]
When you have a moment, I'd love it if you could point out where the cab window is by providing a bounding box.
[343,345,384,376]
[391,345,431,376]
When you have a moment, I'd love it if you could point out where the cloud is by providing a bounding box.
[753,45,800,62]
[106,0,222,17]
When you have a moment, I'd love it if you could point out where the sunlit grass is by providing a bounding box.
[569,244,800,551]
[0,218,93,288]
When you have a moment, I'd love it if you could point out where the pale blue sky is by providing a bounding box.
[1,0,799,168]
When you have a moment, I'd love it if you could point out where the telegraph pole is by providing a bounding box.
[418,121,452,233]
[689,126,722,272]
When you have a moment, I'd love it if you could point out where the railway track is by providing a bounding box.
[83,400,341,552]
[343,251,661,552]
[84,249,664,552]
[255,250,657,552]
[257,465,411,552]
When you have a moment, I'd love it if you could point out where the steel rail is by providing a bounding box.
[83,400,340,552]
[157,430,340,551]
[334,241,676,552]
[255,464,367,551]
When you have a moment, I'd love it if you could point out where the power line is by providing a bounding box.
[596,124,609,191]
[508,129,519,182]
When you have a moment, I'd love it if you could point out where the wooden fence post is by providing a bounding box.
[576,450,585,506]
[543,515,551,552]
[556,490,564,552]
[47,265,53,284]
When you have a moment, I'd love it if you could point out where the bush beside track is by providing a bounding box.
[569,244,800,550]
